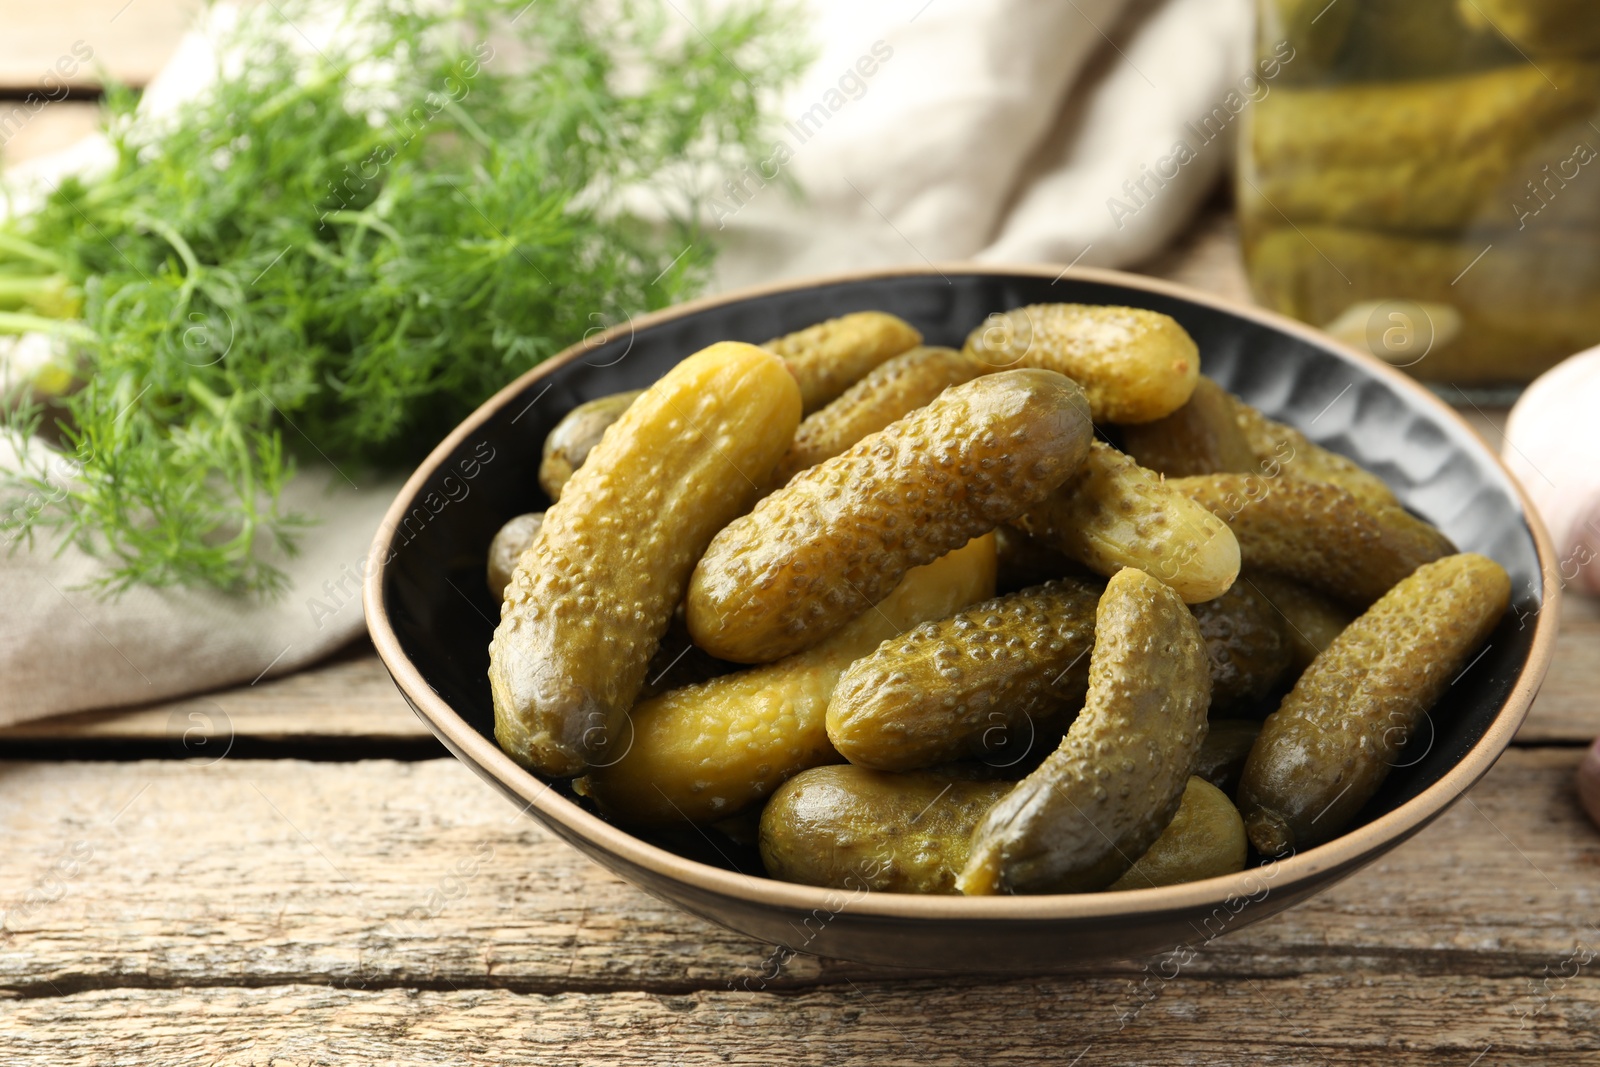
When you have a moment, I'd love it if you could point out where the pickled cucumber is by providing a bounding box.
[1460,0,1600,57]
[827,578,1101,772]
[486,511,543,599]
[1119,377,1257,478]
[1244,572,1355,673]
[1239,553,1511,856]
[963,303,1199,423]
[1016,441,1240,604]
[771,345,981,486]
[1246,225,1600,383]
[1195,719,1261,796]
[489,342,801,778]
[583,535,996,827]
[537,390,642,504]
[1107,777,1248,891]
[1247,63,1600,232]
[1230,397,1397,509]
[688,370,1092,664]
[763,311,922,412]
[1193,580,1291,715]
[958,568,1211,895]
[1170,473,1454,607]
[759,765,1013,894]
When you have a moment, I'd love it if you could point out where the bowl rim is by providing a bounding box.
[363,262,1561,921]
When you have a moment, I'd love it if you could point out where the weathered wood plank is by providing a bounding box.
[0,750,1594,997]
[0,0,195,92]
[1,974,1596,1067]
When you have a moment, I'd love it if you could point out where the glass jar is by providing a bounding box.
[1240,0,1600,384]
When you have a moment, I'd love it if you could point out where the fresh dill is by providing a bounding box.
[0,0,805,595]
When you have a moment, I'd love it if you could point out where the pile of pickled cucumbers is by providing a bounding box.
[484,305,1511,896]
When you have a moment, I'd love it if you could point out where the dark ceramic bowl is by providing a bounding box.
[364,265,1558,972]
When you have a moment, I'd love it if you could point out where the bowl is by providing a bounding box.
[363,265,1558,972]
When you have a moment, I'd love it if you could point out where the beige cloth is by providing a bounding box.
[0,0,1250,725]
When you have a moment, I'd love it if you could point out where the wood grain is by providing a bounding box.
[2,974,1596,1067]
[0,0,195,92]
[0,750,1595,999]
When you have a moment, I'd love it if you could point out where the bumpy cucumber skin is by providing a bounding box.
[584,536,997,827]
[828,578,1101,772]
[537,390,643,504]
[1195,719,1262,796]
[486,512,543,600]
[1230,398,1398,509]
[772,345,982,486]
[1171,473,1455,608]
[1239,553,1510,856]
[963,303,1199,423]
[1017,441,1241,604]
[958,568,1212,895]
[759,766,1013,894]
[763,311,922,412]
[687,369,1092,664]
[1120,377,1258,477]
[1193,580,1292,715]
[1108,777,1248,891]
[489,343,801,778]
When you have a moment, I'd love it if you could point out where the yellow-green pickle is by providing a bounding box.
[759,766,1013,894]
[489,342,800,778]
[537,390,642,503]
[762,311,922,412]
[1229,397,1397,508]
[1107,778,1248,891]
[1017,441,1240,604]
[1241,1,1600,382]
[1239,553,1511,856]
[959,568,1212,895]
[687,369,1092,663]
[1171,473,1454,607]
[1119,377,1257,478]
[771,345,982,486]
[827,578,1102,772]
[963,303,1199,423]
[583,536,996,826]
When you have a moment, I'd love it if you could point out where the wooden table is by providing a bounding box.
[6,14,1600,1066]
